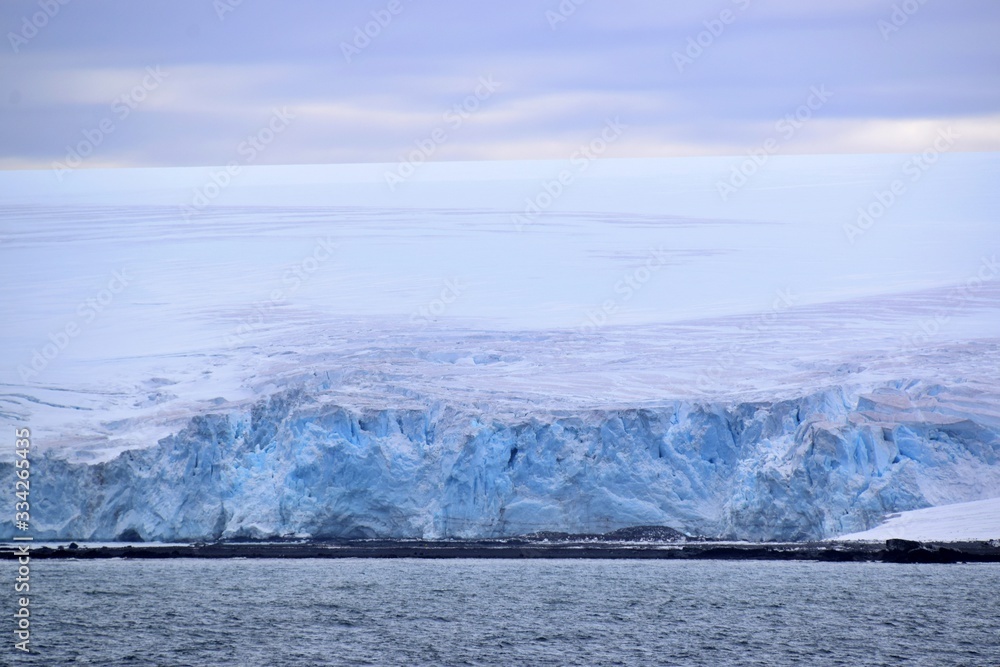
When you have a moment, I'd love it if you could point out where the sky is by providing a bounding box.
[1,0,999,170]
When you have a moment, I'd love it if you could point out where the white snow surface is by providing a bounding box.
[835,496,1000,542]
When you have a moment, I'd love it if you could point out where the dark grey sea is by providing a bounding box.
[3,559,999,666]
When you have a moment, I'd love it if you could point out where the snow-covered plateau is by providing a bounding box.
[0,156,997,542]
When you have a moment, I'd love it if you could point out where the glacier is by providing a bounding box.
[1,157,998,543]
[3,377,998,542]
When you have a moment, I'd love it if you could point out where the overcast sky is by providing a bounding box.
[1,0,998,169]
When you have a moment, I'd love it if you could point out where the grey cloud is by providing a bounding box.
[1,0,998,168]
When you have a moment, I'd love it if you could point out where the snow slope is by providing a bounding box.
[835,497,1000,542]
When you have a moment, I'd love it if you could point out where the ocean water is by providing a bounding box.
[4,559,999,666]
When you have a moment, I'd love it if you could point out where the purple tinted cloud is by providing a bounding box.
[1,0,998,168]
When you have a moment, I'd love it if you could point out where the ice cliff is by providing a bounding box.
[3,379,998,542]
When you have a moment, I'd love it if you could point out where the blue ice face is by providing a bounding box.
[4,380,997,543]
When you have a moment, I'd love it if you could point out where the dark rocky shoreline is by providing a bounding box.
[4,537,1000,563]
